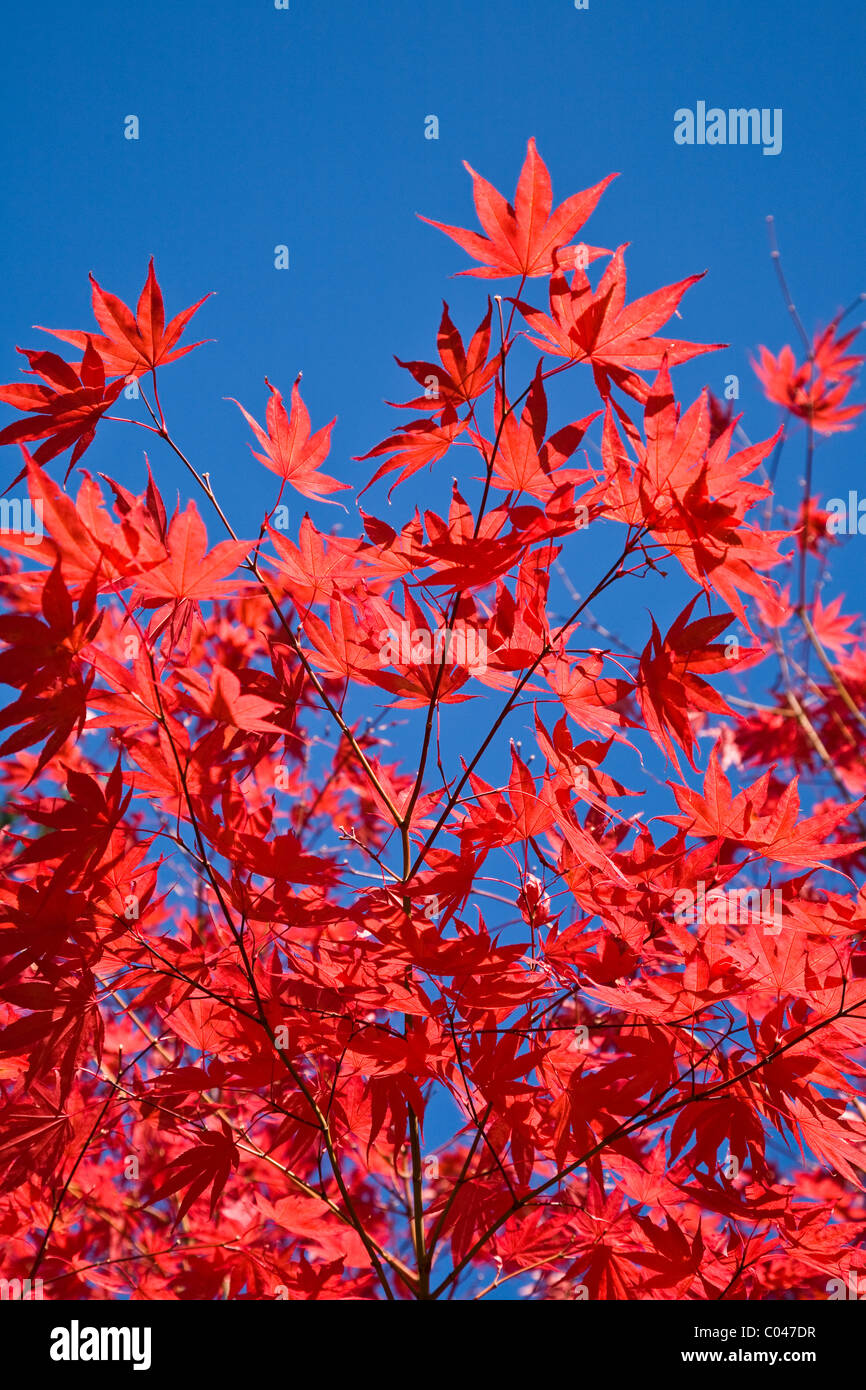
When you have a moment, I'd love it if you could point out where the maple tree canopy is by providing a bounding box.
[0,139,864,1303]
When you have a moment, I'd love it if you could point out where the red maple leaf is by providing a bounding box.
[636,600,746,771]
[515,245,724,402]
[752,321,864,435]
[133,502,250,605]
[389,300,499,412]
[420,138,615,279]
[36,257,212,380]
[0,340,123,478]
[149,1120,239,1223]
[668,755,865,868]
[488,363,599,499]
[355,405,465,500]
[231,375,348,502]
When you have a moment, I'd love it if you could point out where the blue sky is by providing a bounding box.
[2,0,862,541]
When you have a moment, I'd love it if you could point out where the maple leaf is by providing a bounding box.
[420,138,615,278]
[367,588,479,708]
[535,714,636,809]
[0,556,102,692]
[515,245,724,403]
[786,1096,866,1188]
[480,555,550,687]
[231,376,348,502]
[389,300,499,411]
[488,364,600,499]
[636,600,745,771]
[350,509,428,583]
[179,664,285,738]
[668,755,866,868]
[149,1120,239,1223]
[810,593,858,655]
[632,1213,706,1293]
[663,748,746,840]
[669,1096,770,1183]
[0,974,104,1108]
[36,257,212,380]
[747,783,866,869]
[231,830,341,887]
[133,502,250,606]
[300,595,382,683]
[0,462,170,591]
[543,650,632,736]
[418,482,564,592]
[13,758,131,878]
[0,1081,72,1193]
[0,340,123,479]
[461,746,554,848]
[752,321,864,435]
[594,365,786,628]
[355,405,465,500]
[0,563,102,781]
[265,513,363,609]
[796,495,837,554]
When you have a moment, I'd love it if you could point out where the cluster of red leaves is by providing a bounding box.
[0,141,865,1302]
[752,318,865,435]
